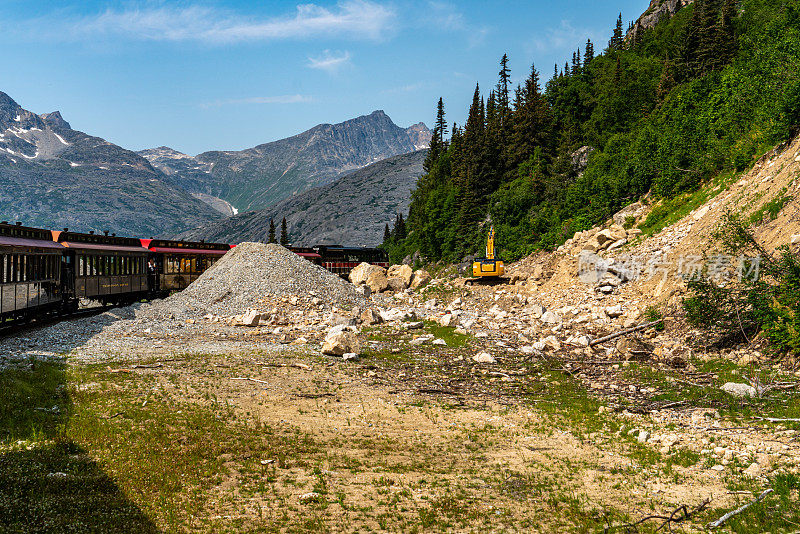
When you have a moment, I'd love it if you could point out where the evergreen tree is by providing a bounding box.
[584,39,595,67]
[383,223,391,244]
[609,13,624,50]
[268,218,276,243]
[496,54,512,116]
[280,217,289,246]
[424,97,448,172]
[393,213,407,240]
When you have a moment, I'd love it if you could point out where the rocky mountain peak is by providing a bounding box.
[628,0,694,38]
[40,111,71,131]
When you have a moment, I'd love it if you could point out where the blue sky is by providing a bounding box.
[0,0,649,155]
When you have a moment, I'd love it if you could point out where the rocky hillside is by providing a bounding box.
[627,0,694,39]
[141,111,430,213]
[0,91,222,237]
[177,149,426,246]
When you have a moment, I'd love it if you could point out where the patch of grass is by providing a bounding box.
[0,359,159,533]
[423,321,471,348]
[638,170,738,237]
[698,473,800,532]
[747,187,792,225]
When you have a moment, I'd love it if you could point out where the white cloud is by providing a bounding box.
[200,95,313,108]
[307,50,352,72]
[532,20,605,54]
[31,1,395,44]
[421,1,489,48]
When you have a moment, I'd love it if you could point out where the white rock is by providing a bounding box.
[541,311,562,324]
[299,492,322,503]
[321,329,360,356]
[433,338,447,346]
[604,305,623,318]
[744,462,762,478]
[721,382,757,398]
[637,430,651,443]
[473,352,496,364]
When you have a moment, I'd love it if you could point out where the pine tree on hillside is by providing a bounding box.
[424,97,448,173]
[280,217,289,246]
[584,39,595,67]
[609,13,624,50]
[268,218,276,243]
[496,54,512,116]
[510,63,552,168]
[393,213,407,240]
[383,223,391,244]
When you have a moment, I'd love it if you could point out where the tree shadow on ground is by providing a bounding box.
[0,357,159,533]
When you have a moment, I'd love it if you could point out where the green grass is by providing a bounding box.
[638,170,738,237]
[747,187,793,225]
[423,321,471,348]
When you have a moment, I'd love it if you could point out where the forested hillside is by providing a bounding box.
[385,0,800,263]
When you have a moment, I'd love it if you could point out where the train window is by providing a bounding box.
[79,255,85,277]
[1,254,5,283]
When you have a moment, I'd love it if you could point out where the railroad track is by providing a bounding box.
[0,305,118,339]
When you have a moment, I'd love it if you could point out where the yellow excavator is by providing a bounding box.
[471,225,504,280]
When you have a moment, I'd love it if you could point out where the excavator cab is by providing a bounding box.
[472,226,504,278]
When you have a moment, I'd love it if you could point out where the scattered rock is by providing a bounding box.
[241,308,260,327]
[410,270,431,290]
[321,327,360,356]
[721,382,757,398]
[299,492,322,504]
[473,352,496,364]
[360,308,382,326]
[387,264,413,287]
[541,311,562,324]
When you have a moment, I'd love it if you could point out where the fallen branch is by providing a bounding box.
[417,388,460,396]
[615,498,711,532]
[231,377,270,385]
[588,320,663,347]
[708,489,773,528]
[753,416,800,423]
[131,363,164,369]
[258,362,312,370]
[294,392,335,399]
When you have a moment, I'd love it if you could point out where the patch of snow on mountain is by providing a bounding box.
[53,132,70,145]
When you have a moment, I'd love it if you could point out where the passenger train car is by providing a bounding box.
[1,222,64,322]
[140,239,231,292]
[1,220,388,327]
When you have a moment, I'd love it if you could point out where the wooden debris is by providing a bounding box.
[708,489,773,528]
[588,319,663,347]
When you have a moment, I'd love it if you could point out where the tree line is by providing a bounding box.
[383,0,800,263]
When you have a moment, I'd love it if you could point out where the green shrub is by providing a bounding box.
[683,213,800,355]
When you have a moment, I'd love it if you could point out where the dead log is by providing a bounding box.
[708,489,773,528]
[588,319,663,347]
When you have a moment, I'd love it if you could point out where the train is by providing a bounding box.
[1,221,387,325]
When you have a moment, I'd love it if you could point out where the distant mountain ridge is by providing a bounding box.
[0,90,221,236]
[140,110,430,213]
[176,149,427,247]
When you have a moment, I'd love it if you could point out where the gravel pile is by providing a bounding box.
[139,242,365,321]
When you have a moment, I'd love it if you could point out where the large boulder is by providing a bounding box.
[387,264,414,287]
[349,262,374,285]
[409,269,431,290]
[321,326,360,356]
[366,269,389,293]
[386,277,406,293]
[360,308,383,326]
